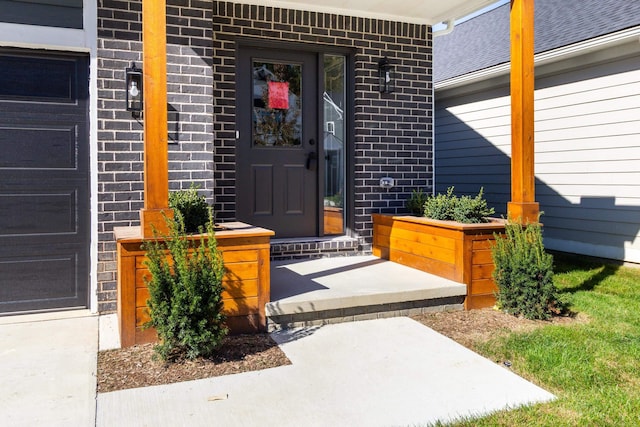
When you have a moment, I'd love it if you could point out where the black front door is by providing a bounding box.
[0,51,90,313]
[236,47,318,238]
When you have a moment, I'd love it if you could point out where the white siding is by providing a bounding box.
[435,52,640,263]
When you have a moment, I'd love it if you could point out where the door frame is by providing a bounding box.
[234,39,355,238]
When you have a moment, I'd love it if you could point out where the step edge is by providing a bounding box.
[265,286,467,317]
[266,297,465,331]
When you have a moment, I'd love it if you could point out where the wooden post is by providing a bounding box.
[508,0,539,223]
[140,0,172,238]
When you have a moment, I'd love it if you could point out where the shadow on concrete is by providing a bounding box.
[270,264,329,301]
[271,257,388,300]
[269,324,323,345]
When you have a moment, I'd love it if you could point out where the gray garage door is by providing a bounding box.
[0,50,90,314]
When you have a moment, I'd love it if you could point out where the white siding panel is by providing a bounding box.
[536,96,640,121]
[536,183,640,200]
[439,90,510,115]
[543,216,639,238]
[539,194,640,208]
[437,112,511,129]
[537,109,640,132]
[536,122,639,142]
[435,52,640,263]
[436,135,512,151]
[537,147,640,163]
[436,122,510,138]
[537,173,640,186]
[536,134,638,152]
[544,238,640,264]
[437,105,511,125]
[437,145,510,159]
[541,205,640,225]
[535,67,640,102]
[536,160,640,174]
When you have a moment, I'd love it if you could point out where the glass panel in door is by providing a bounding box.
[252,62,302,147]
[323,55,346,235]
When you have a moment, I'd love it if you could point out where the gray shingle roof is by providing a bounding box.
[434,0,640,83]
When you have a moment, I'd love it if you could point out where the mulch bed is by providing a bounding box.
[412,308,582,349]
[97,334,291,393]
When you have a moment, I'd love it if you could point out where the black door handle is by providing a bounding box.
[306,151,317,170]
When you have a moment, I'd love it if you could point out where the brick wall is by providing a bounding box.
[96,0,433,312]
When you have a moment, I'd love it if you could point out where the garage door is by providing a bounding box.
[0,50,90,314]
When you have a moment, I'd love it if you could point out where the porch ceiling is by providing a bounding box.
[238,0,501,26]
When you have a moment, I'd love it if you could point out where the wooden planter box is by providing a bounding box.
[323,206,343,235]
[372,214,506,310]
[115,222,274,348]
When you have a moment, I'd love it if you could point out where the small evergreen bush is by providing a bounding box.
[405,189,429,216]
[491,220,566,320]
[169,185,210,233]
[423,187,495,223]
[143,214,227,361]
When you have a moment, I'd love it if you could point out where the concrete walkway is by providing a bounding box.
[1,312,555,426]
[96,317,554,426]
[0,311,98,427]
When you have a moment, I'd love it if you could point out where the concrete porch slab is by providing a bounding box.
[267,255,466,320]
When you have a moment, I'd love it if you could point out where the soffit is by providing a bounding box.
[239,0,500,26]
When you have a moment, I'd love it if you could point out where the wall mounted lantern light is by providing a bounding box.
[378,57,394,94]
[125,62,143,116]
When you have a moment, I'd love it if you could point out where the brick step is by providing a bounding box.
[270,236,360,261]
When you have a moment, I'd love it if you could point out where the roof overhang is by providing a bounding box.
[237,0,500,26]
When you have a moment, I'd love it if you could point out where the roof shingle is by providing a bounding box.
[434,0,640,83]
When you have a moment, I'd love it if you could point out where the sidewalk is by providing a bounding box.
[0,312,555,426]
[0,311,98,427]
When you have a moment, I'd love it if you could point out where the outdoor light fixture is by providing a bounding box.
[378,57,394,94]
[125,62,143,115]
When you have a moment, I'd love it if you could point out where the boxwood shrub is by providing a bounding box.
[423,186,495,224]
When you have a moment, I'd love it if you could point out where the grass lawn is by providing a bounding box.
[450,253,640,427]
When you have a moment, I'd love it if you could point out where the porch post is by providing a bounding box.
[140,0,172,237]
[507,0,539,223]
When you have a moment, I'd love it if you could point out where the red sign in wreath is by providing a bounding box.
[268,81,289,109]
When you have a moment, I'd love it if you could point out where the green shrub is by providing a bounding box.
[142,214,227,361]
[405,189,429,215]
[325,192,344,208]
[423,186,495,223]
[169,185,210,233]
[491,221,566,320]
